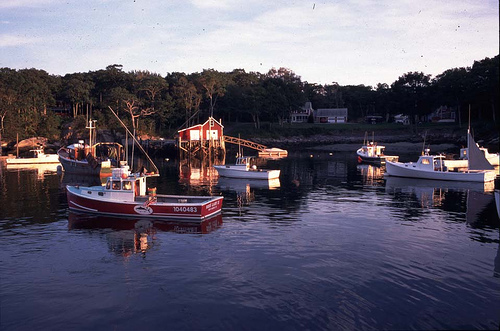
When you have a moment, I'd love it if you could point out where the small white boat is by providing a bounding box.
[386,152,496,183]
[356,142,399,164]
[356,133,398,164]
[213,156,280,180]
[6,147,60,165]
[386,130,497,183]
[460,145,499,166]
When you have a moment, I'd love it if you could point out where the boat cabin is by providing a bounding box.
[360,143,385,157]
[235,156,251,166]
[233,156,257,170]
[102,167,150,199]
[30,147,47,158]
[417,154,447,172]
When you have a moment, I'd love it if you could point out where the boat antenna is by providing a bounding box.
[468,104,471,133]
[421,131,427,155]
[108,106,159,175]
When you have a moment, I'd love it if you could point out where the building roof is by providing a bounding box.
[178,117,224,133]
[315,108,348,117]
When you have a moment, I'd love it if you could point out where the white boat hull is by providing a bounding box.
[385,161,496,183]
[214,165,280,180]
[6,154,60,164]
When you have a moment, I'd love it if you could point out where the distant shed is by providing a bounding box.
[177,117,225,158]
[177,117,224,141]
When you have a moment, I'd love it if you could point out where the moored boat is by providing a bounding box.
[460,145,499,166]
[6,146,59,165]
[213,156,280,180]
[386,149,496,183]
[386,130,496,183]
[356,133,398,164]
[356,142,399,164]
[66,166,223,220]
[57,119,124,177]
[58,141,123,177]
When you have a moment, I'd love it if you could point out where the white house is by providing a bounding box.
[291,102,314,123]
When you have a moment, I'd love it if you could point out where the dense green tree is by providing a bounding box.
[340,85,374,120]
[391,71,432,131]
[468,56,499,124]
[264,67,304,125]
[61,73,94,117]
[197,69,228,117]
[433,67,469,127]
[0,54,498,146]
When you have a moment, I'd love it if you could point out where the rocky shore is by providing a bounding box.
[250,129,499,154]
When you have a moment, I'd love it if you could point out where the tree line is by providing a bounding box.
[0,55,498,143]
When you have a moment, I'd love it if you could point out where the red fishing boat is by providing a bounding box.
[66,166,223,220]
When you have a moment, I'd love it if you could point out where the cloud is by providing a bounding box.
[0,0,56,9]
[0,0,497,85]
[0,34,38,47]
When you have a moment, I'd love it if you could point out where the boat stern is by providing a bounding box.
[201,196,224,218]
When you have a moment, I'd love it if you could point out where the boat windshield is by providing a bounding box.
[122,181,132,190]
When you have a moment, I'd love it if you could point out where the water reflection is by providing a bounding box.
[68,212,223,256]
[215,177,281,210]
[178,158,223,193]
[216,177,281,191]
[385,176,496,223]
[5,162,60,180]
[60,172,106,188]
[357,163,385,186]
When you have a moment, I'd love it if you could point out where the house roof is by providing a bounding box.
[315,108,348,117]
[178,117,224,133]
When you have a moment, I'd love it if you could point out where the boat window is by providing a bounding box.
[122,181,132,190]
[106,181,111,189]
[421,158,430,165]
[112,181,121,190]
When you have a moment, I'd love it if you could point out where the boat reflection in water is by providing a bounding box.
[217,177,281,191]
[357,163,385,186]
[385,176,494,218]
[67,211,223,256]
[216,177,280,208]
[5,162,60,180]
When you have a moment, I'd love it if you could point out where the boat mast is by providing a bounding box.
[108,106,159,175]
[86,119,96,156]
[421,131,427,155]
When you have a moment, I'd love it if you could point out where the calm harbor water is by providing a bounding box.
[1,151,499,330]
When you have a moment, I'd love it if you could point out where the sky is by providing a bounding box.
[0,0,498,86]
